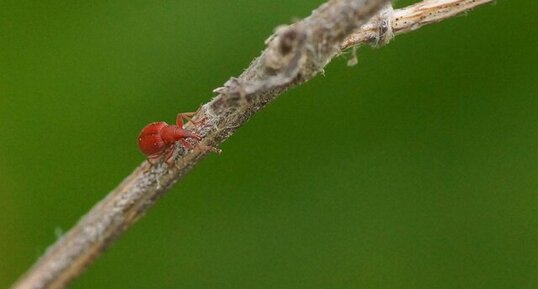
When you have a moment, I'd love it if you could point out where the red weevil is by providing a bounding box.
[138,112,203,166]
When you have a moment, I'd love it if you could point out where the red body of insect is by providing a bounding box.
[138,112,202,165]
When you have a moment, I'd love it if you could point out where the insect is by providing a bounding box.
[138,112,205,167]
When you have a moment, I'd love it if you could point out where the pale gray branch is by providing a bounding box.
[11,0,494,288]
[12,0,389,288]
[341,0,494,50]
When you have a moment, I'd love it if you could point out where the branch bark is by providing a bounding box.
[12,0,493,288]
[341,0,494,50]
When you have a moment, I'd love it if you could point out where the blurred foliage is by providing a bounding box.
[1,0,537,288]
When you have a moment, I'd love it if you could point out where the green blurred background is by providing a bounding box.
[1,0,537,288]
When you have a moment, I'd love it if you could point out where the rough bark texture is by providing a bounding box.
[12,0,495,288]
[341,0,494,50]
[12,1,390,288]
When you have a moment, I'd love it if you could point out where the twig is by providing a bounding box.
[11,0,493,288]
[341,0,494,51]
[11,0,389,288]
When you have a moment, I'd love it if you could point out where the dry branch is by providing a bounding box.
[12,0,493,288]
[342,0,494,50]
